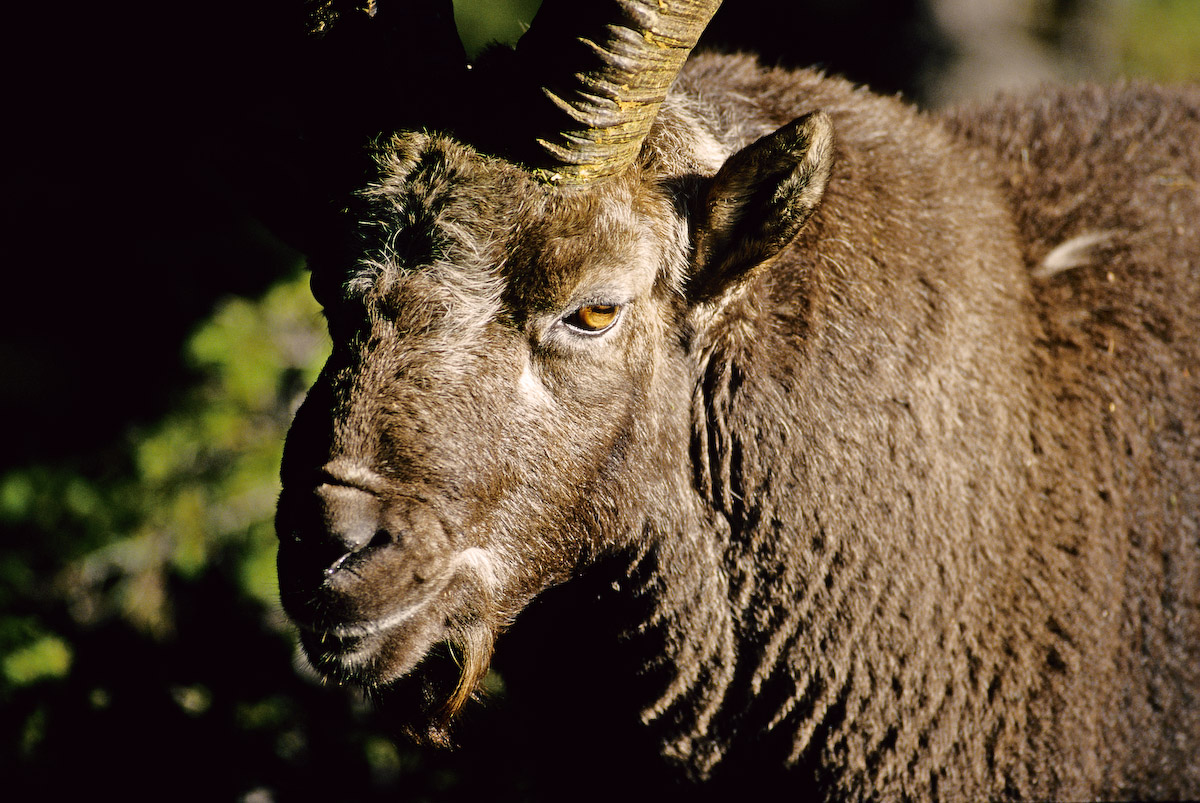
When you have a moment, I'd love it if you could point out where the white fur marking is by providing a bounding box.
[691,126,730,174]
[451,546,501,589]
[1034,231,1118,278]
[518,359,556,407]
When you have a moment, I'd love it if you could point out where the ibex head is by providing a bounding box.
[276,0,832,741]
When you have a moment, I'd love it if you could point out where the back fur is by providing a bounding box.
[943,83,1200,797]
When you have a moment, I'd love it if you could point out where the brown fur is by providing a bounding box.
[276,53,1200,799]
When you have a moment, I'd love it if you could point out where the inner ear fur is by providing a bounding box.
[688,110,834,304]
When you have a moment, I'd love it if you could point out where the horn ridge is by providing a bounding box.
[518,0,724,184]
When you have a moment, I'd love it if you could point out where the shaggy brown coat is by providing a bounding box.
[276,53,1200,800]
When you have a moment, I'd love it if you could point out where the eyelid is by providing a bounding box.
[570,288,630,307]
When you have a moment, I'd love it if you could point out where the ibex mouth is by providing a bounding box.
[284,546,501,687]
[295,612,442,684]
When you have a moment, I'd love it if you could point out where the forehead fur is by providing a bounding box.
[347,133,522,324]
[503,179,682,314]
[353,131,692,326]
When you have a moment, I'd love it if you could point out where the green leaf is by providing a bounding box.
[3,635,72,686]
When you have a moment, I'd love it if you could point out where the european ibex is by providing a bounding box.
[276,1,1200,798]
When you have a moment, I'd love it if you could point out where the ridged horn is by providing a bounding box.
[517,0,724,184]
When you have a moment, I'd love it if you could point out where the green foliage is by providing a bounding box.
[453,0,543,58]
[0,270,363,797]
[2,630,72,687]
[1119,0,1200,81]
[7,272,333,641]
[0,265,526,800]
[1,267,528,802]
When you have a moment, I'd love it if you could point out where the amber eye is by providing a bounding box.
[565,304,621,334]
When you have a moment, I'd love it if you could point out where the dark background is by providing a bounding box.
[2,1,1195,800]
[2,0,954,471]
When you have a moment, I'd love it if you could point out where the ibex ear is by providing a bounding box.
[688,110,834,304]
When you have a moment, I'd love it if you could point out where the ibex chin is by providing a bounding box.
[275,0,1200,798]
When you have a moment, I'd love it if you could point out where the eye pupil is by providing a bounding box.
[571,304,620,332]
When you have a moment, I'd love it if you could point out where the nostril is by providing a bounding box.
[323,528,397,578]
[368,528,394,551]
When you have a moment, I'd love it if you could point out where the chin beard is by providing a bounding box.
[300,616,498,747]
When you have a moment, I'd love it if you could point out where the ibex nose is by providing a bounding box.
[316,483,385,556]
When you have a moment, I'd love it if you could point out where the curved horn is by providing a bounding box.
[517,0,723,184]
